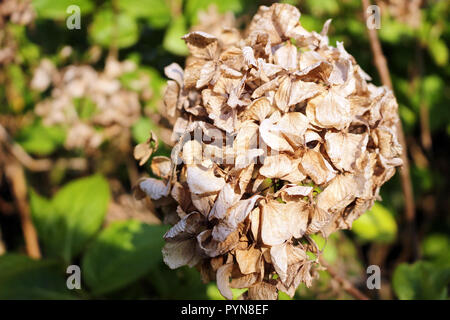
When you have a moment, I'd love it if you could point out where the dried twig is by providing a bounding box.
[414,41,432,151]
[0,123,52,171]
[4,159,41,259]
[320,257,370,300]
[0,229,5,255]
[362,0,418,260]
[0,124,88,172]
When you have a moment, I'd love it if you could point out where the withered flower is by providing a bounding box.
[0,0,35,65]
[31,57,146,152]
[135,3,402,300]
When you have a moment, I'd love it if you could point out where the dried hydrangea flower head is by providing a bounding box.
[31,56,148,152]
[135,3,402,300]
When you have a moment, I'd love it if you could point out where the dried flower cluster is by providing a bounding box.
[0,0,35,65]
[32,57,150,151]
[136,3,402,300]
[378,0,422,29]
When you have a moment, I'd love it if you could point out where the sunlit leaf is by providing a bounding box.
[30,175,110,263]
[89,9,139,48]
[131,117,158,144]
[392,261,450,300]
[33,0,94,19]
[352,203,397,243]
[309,233,338,263]
[16,121,66,156]
[206,283,247,300]
[163,16,189,56]
[428,38,449,67]
[422,234,450,265]
[82,220,168,295]
[117,0,171,28]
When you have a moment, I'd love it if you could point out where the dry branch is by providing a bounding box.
[4,159,41,259]
[320,257,370,300]
[362,0,418,260]
[0,124,88,172]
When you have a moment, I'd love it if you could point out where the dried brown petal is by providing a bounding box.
[236,247,262,275]
[260,200,309,245]
[247,281,278,300]
[162,239,200,269]
[216,263,234,300]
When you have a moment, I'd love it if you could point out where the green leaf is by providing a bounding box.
[422,75,444,107]
[306,0,339,16]
[206,283,247,300]
[31,175,110,263]
[16,121,66,156]
[5,64,28,113]
[131,117,158,144]
[422,234,450,265]
[392,261,450,300]
[163,16,189,56]
[33,0,94,19]
[89,9,139,48]
[351,203,397,243]
[118,0,171,28]
[82,220,168,296]
[379,16,413,44]
[0,254,76,299]
[428,38,449,67]
[148,264,208,299]
[399,104,417,132]
[73,97,98,120]
[278,290,293,300]
[309,234,338,263]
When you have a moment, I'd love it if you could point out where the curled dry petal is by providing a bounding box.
[162,239,200,269]
[317,174,365,213]
[325,131,368,172]
[230,273,259,289]
[243,97,272,123]
[182,31,218,60]
[260,200,309,246]
[164,212,205,242]
[247,282,278,300]
[212,195,262,242]
[236,247,262,275]
[151,156,171,179]
[306,89,351,129]
[186,165,225,194]
[259,154,294,179]
[216,263,234,300]
[138,178,170,200]
[134,131,158,166]
[299,150,336,185]
[164,62,184,87]
[260,115,294,152]
[209,184,241,220]
[270,243,288,283]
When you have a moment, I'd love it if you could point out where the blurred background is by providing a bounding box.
[0,0,448,300]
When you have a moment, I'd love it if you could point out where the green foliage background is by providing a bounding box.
[0,0,449,300]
